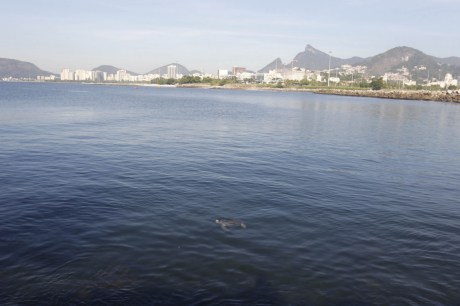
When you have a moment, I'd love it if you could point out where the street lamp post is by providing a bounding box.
[327,52,332,87]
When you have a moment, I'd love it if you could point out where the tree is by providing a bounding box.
[151,78,166,85]
[371,77,384,90]
[299,78,309,86]
[165,78,176,85]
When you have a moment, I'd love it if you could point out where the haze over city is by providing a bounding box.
[2,0,459,73]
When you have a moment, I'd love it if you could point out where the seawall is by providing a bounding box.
[312,89,460,103]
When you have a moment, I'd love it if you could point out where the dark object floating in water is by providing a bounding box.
[216,218,246,231]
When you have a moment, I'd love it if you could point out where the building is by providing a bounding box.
[284,67,306,81]
[74,69,91,81]
[60,68,74,81]
[217,69,229,79]
[263,69,283,83]
[167,65,177,79]
[115,70,129,82]
[93,71,106,82]
[37,75,56,81]
[236,71,255,82]
[232,67,246,75]
[444,73,458,87]
[426,73,458,88]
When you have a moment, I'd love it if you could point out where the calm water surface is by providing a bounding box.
[1,82,459,305]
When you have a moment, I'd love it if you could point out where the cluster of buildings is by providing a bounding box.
[45,66,288,84]
[382,67,417,87]
[381,66,458,88]
[60,67,177,82]
[216,66,321,83]
[56,64,365,85]
[58,65,190,82]
[427,73,458,88]
[261,68,323,83]
[2,62,457,89]
[216,64,368,85]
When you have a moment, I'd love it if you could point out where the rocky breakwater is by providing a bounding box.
[313,89,460,103]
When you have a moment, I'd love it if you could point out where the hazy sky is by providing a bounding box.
[2,0,459,74]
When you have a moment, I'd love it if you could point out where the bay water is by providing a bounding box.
[1,82,459,305]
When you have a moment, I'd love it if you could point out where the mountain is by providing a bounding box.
[360,46,436,76]
[436,56,460,67]
[258,44,460,81]
[289,45,365,70]
[92,65,139,75]
[258,45,365,73]
[147,63,190,76]
[360,46,460,81]
[258,58,284,73]
[0,58,56,78]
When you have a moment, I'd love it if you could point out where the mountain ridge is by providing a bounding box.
[257,58,284,73]
[0,58,56,78]
[290,44,365,70]
[258,44,460,81]
[359,46,460,80]
[147,63,190,76]
[92,65,139,76]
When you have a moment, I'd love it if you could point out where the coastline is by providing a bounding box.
[310,88,460,103]
[178,83,460,103]
[5,80,460,103]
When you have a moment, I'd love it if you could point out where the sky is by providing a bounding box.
[1,0,459,74]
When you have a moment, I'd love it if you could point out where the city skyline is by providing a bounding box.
[2,0,459,74]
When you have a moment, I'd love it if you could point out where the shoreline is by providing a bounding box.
[179,84,460,103]
[4,80,460,103]
[310,88,460,103]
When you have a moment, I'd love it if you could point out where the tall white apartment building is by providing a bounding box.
[93,71,106,82]
[167,65,177,79]
[75,69,91,81]
[60,68,74,81]
[115,70,130,82]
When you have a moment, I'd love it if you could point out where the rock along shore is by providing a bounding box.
[311,89,460,103]
[178,84,460,103]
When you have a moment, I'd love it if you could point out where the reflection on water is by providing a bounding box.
[1,82,460,305]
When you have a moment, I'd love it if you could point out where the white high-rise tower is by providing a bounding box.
[167,65,177,79]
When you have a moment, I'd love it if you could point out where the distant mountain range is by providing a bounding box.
[2,45,460,80]
[259,44,460,81]
[0,58,56,78]
[258,45,365,73]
